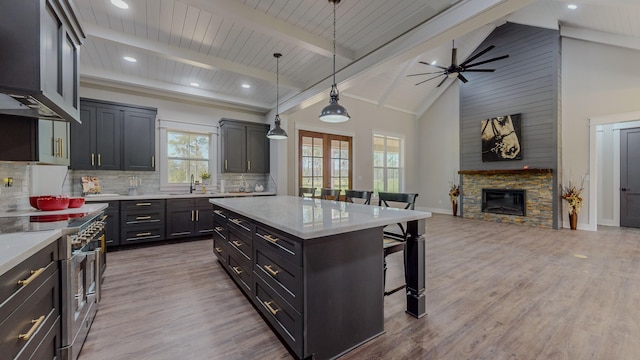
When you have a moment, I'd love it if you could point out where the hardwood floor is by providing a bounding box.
[79,214,640,360]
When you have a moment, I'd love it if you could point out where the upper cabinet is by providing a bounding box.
[0,0,84,123]
[0,115,69,165]
[70,99,157,171]
[219,119,270,173]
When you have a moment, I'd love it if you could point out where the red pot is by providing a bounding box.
[29,195,55,209]
[37,196,70,211]
[68,197,85,208]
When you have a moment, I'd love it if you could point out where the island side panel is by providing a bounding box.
[405,218,426,318]
[303,227,385,359]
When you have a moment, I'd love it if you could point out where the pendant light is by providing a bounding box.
[319,0,350,123]
[267,52,288,140]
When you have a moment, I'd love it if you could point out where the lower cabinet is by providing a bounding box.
[104,201,120,247]
[120,199,165,245]
[0,240,61,360]
[166,198,214,239]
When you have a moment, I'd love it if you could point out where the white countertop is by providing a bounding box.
[0,203,108,218]
[0,230,61,276]
[210,195,431,239]
[84,192,276,202]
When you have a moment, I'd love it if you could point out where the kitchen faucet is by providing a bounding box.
[190,174,195,193]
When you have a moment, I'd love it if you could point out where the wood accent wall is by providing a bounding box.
[459,23,560,228]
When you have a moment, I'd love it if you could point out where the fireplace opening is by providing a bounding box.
[482,189,526,216]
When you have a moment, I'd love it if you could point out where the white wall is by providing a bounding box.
[561,38,640,229]
[416,83,460,214]
[283,96,418,199]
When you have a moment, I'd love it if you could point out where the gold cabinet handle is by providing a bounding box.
[18,315,45,341]
[91,153,95,166]
[60,138,64,158]
[98,153,101,167]
[196,210,199,222]
[17,268,45,286]
[214,226,224,232]
[230,218,241,225]
[152,156,155,167]
[225,159,228,170]
[248,160,251,171]
[214,210,223,215]
[101,234,105,254]
[232,240,242,247]
[136,232,152,237]
[191,210,194,222]
[136,216,151,220]
[136,203,152,206]
[264,264,279,277]
[264,301,280,315]
[263,234,278,244]
[232,266,243,275]
[215,247,223,254]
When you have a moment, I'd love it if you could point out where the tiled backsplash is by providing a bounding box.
[0,163,30,211]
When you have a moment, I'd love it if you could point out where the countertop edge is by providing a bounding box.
[84,192,276,202]
[0,230,62,276]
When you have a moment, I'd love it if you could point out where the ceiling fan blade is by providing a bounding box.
[459,45,496,67]
[451,47,458,66]
[457,73,469,83]
[464,54,509,68]
[436,76,448,88]
[418,61,448,70]
[463,69,496,72]
[414,74,445,86]
[407,71,445,77]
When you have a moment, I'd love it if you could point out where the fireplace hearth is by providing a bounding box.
[482,189,526,216]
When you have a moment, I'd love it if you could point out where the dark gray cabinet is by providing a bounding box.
[70,99,156,171]
[0,115,68,165]
[0,0,83,123]
[166,198,214,239]
[120,200,165,244]
[220,119,269,173]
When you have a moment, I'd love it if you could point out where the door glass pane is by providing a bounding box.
[373,136,385,167]
[341,141,349,159]
[302,136,313,156]
[313,138,323,157]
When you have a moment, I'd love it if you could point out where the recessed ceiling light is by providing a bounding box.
[241,84,251,89]
[431,60,437,65]
[567,4,577,10]
[123,56,137,63]
[111,0,129,10]
[190,82,200,87]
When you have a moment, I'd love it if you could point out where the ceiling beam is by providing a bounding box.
[279,0,537,115]
[83,23,305,90]
[81,66,271,112]
[561,24,640,52]
[180,0,354,61]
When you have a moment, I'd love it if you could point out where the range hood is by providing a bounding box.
[0,93,78,122]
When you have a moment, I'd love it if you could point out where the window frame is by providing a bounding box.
[159,119,217,193]
[298,129,353,195]
[372,132,405,194]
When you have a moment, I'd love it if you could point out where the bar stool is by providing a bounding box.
[320,188,342,200]
[299,187,316,198]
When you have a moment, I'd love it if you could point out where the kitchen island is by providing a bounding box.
[210,195,429,359]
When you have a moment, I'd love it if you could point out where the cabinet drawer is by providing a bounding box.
[213,232,228,266]
[254,242,302,313]
[122,210,164,226]
[228,227,252,261]
[121,226,164,244]
[213,207,227,224]
[255,226,302,267]
[0,241,58,308]
[227,214,252,236]
[167,198,193,208]
[0,270,60,360]
[227,253,252,295]
[19,316,60,360]
[121,199,164,211]
[254,275,302,358]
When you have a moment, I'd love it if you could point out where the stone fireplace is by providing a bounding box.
[459,169,555,228]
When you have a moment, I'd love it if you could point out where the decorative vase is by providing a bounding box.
[452,201,458,217]
[569,212,577,230]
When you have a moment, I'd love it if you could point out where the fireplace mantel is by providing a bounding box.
[458,168,553,175]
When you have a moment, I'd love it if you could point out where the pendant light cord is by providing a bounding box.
[332,1,336,87]
[276,54,279,115]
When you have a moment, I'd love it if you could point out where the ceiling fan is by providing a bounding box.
[408,41,509,87]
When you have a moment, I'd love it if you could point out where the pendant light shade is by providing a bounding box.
[319,0,350,123]
[267,52,288,140]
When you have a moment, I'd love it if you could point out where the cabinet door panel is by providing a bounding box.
[123,110,156,171]
[95,107,121,170]
[246,125,270,173]
[38,120,55,164]
[166,208,195,239]
[70,106,96,170]
[221,123,246,173]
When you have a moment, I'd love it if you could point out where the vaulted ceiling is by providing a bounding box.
[76,0,640,117]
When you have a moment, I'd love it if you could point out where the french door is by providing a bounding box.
[299,130,352,197]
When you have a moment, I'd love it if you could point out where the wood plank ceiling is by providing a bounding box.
[76,0,640,116]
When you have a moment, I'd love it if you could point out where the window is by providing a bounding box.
[373,134,403,193]
[299,130,352,196]
[167,130,210,183]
